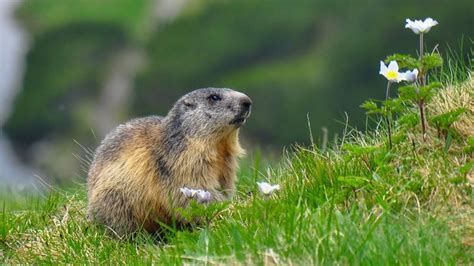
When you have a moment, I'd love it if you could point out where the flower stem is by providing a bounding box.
[385,81,393,149]
[419,33,425,86]
[419,33,424,60]
[418,101,426,141]
[385,81,392,100]
[418,33,427,141]
[386,115,393,149]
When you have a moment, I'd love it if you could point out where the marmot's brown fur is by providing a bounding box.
[87,88,251,236]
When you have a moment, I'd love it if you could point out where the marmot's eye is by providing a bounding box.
[208,94,221,101]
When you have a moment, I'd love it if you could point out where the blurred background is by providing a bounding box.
[0,0,472,187]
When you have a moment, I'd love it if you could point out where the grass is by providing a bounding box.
[1,81,473,264]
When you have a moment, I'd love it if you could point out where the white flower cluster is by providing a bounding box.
[379,17,438,84]
[180,181,282,206]
[180,187,212,203]
[379,61,418,83]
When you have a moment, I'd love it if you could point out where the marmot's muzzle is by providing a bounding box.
[231,101,251,126]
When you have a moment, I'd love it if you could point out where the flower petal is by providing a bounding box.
[180,187,193,197]
[405,19,420,34]
[387,60,399,72]
[379,61,387,75]
[424,17,438,27]
[257,181,280,195]
[196,190,211,203]
[271,184,281,191]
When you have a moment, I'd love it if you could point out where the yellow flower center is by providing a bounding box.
[386,70,398,80]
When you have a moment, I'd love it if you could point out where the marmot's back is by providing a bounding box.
[87,88,251,236]
[88,116,168,234]
[88,116,162,189]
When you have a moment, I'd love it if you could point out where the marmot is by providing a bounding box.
[87,88,251,236]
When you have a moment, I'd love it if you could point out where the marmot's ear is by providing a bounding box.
[182,98,196,110]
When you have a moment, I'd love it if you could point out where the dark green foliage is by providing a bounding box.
[422,52,444,70]
[385,53,419,69]
[4,26,127,146]
[360,100,379,114]
[429,107,467,140]
[361,99,404,116]
[399,82,443,103]
[361,98,405,148]
[429,107,466,131]
[17,0,151,40]
[398,112,420,129]
[464,137,474,154]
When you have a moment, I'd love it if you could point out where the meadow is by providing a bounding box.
[1,74,473,264]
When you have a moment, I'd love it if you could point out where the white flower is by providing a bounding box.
[405,18,438,34]
[379,60,405,83]
[180,187,195,197]
[402,69,419,83]
[180,187,211,203]
[257,182,280,195]
[195,190,211,203]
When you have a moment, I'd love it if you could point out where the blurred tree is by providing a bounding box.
[134,0,473,146]
[3,0,473,180]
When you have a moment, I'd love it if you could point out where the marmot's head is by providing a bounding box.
[167,88,252,138]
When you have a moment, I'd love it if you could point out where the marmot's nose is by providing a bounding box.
[240,96,252,111]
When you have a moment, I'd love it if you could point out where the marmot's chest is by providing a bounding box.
[173,146,232,189]
[187,154,229,185]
